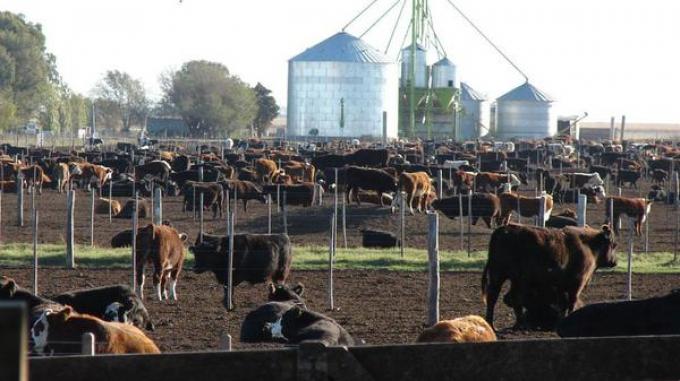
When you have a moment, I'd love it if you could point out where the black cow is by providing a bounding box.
[557,289,680,337]
[53,285,154,331]
[268,283,306,308]
[262,183,320,207]
[190,233,292,309]
[589,165,611,180]
[615,169,642,188]
[170,169,223,189]
[361,229,399,248]
[182,181,223,219]
[346,148,389,168]
[134,161,171,184]
[431,194,501,229]
[98,158,132,175]
[311,154,346,171]
[545,215,578,228]
[345,166,397,205]
[240,303,354,346]
[220,180,267,211]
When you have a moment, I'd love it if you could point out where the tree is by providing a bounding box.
[0,11,58,128]
[253,83,279,137]
[94,70,149,132]
[162,60,257,137]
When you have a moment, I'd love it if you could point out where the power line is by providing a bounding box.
[341,0,381,32]
[385,0,408,54]
[444,0,529,82]
[360,0,405,38]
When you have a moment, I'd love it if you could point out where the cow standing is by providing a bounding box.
[345,166,398,207]
[498,193,553,225]
[605,196,653,236]
[482,224,617,329]
[135,224,188,301]
[396,171,433,214]
[431,194,501,229]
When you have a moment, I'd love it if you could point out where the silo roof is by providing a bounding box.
[290,32,392,63]
[402,43,427,52]
[434,57,456,67]
[497,82,554,102]
[461,82,486,101]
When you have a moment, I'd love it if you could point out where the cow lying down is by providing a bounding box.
[417,315,496,343]
[241,284,354,346]
[557,289,680,338]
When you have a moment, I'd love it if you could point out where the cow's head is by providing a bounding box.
[68,163,82,176]
[0,276,18,298]
[592,225,618,268]
[104,302,129,323]
[268,283,307,309]
[104,299,155,331]
[189,237,226,280]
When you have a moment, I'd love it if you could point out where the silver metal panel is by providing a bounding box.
[287,61,399,138]
[432,58,458,89]
[400,45,428,88]
[460,99,489,140]
[495,101,557,139]
[290,32,391,63]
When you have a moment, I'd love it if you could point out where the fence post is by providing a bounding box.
[400,191,406,257]
[81,332,95,356]
[538,193,546,228]
[277,184,281,212]
[267,194,272,234]
[282,191,288,235]
[108,180,113,223]
[0,302,27,381]
[467,190,472,256]
[627,218,634,301]
[90,190,95,247]
[341,194,347,249]
[192,184,197,221]
[437,170,443,199]
[427,211,440,327]
[226,212,234,311]
[327,213,335,310]
[66,190,75,269]
[577,194,587,227]
[153,186,162,225]
[32,209,38,295]
[199,192,204,242]
[219,332,232,351]
[132,192,138,293]
[458,192,464,251]
[16,173,23,227]
[233,186,238,224]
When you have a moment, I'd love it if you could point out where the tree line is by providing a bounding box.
[0,11,279,138]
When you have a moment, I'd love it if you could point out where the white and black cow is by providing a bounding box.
[53,284,154,331]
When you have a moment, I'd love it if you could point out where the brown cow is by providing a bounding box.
[255,158,278,183]
[136,224,188,301]
[475,172,521,192]
[220,179,268,211]
[283,161,315,183]
[54,163,70,193]
[451,170,476,192]
[498,193,553,225]
[431,193,501,229]
[416,315,497,343]
[95,198,122,216]
[605,196,653,236]
[482,224,617,329]
[69,162,113,192]
[31,307,160,355]
[396,171,433,214]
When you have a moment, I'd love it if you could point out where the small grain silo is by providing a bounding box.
[459,82,488,140]
[400,43,428,88]
[495,81,556,139]
[287,32,399,138]
[431,57,458,89]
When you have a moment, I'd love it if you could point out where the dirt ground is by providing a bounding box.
[2,268,676,352]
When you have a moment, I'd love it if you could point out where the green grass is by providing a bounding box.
[2,243,680,273]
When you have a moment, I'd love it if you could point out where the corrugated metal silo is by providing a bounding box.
[495,82,556,139]
[287,32,399,138]
[400,44,428,88]
[432,57,458,89]
[459,82,488,139]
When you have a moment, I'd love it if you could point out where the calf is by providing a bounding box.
[605,196,653,236]
[54,285,154,331]
[396,171,433,214]
[31,307,160,355]
[416,315,497,343]
[268,283,306,308]
[95,198,122,216]
[190,233,292,309]
[115,198,152,219]
[431,193,501,229]
[255,158,278,183]
[345,166,398,207]
[652,169,668,185]
[135,224,188,301]
[498,193,553,225]
[361,229,399,248]
[615,169,642,189]
[220,180,267,211]
[482,224,617,329]
[240,303,354,346]
[557,289,680,337]
[182,181,224,219]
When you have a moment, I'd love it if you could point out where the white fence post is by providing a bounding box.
[153,186,162,225]
[66,190,75,269]
[577,194,587,227]
[427,211,440,327]
[81,332,95,356]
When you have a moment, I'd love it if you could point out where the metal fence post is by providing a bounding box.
[427,211,440,326]
[538,193,546,228]
[90,190,95,247]
[267,194,272,234]
[400,191,406,257]
[81,332,95,356]
[282,191,288,235]
[16,173,23,227]
[458,192,464,251]
[226,212,234,311]
[32,209,38,295]
[153,186,162,225]
[66,190,75,269]
[132,192,138,292]
[577,194,587,227]
[328,213,335,310]
[627,218,634,301]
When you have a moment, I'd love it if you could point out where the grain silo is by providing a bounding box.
[459,82,488,140]
[400,44,428,88]
[495,81,556,139]
[431,57,458,89]
[287,32,399,138]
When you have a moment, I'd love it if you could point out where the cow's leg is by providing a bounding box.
[482,216,493,229]
[153,270,163,301]
[408,192,415,215]
[243,199,248,212]
[483,271,504,330]
[169,269,180,301]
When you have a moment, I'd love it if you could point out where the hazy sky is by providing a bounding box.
[4,0,679,123]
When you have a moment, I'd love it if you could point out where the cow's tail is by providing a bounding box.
[481,262,490,306]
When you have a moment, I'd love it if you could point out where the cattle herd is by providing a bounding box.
[1,137,680,356]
